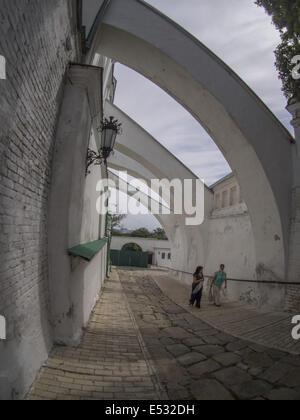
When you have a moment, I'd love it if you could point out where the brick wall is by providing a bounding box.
[0,0,81,399]
[285,285,300,313]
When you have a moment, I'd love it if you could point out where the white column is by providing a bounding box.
[286,100,300,311]
[48,65,103,345]
[287,101,300,185]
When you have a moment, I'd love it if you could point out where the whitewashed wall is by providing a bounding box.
[111,236,171,254]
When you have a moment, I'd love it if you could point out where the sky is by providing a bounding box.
[110,0,293,231]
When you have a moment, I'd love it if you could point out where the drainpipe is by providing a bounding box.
[86,0,112,51]
[104,162,112,278]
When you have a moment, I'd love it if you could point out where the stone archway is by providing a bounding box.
[107,161,194,278]
[107,144,205,280]
[122,243,143,252]
[88,0,294,281]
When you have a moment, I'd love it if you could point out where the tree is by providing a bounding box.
[131,228,151,238]
[111,214,126,230]
[129,227,168,239]
[255,0,300,101]
[152,228,168,240]
[122,243,143,252]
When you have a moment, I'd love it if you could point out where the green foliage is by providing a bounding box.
[256,0,300,101]
[112,224,168,240]
[122,243,143,252]
[152,228,168,240]
[111,230,127,237]
[131,228,152,238]
[111,214,126,230]
[130,227,168,240]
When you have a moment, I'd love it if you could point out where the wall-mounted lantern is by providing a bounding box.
[86,117,122,175]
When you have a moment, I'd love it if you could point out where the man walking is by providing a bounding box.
[211,265,227,307]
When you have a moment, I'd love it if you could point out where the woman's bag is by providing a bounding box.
[192,283,202,296]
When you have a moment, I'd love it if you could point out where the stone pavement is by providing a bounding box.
[151,271,300,356]
[28,268,300,400]
[27,270,165,400]
[153,273,300,355]
[119,269,300,400]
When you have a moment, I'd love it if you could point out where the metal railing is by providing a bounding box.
[168,268,300,286]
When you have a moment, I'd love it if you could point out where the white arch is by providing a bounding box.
[105,106,212,276]
[107,101,210,213]
[107,157,193,273]
[107,168,173,238]
[89,0,294,280]
[107,169,188,272]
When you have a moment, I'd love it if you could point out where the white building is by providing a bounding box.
[154,247,172,268]
[0,0,299,400]
[110,236,171,267]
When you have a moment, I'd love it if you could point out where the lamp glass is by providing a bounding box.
[101,128,118,151]
[102,128,114,149]
[110,131,118,149]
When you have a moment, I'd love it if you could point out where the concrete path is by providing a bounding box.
[152,273,300,356]
[28,269,300,400]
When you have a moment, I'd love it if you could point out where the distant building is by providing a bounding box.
[111,236,171,267]
[210,173,248,216]
[154,247,172,268]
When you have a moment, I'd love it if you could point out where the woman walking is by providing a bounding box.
[189,266,204,309]
[211,264,228,307]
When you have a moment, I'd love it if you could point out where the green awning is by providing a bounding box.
[68,238,108,261]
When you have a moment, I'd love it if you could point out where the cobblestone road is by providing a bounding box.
[28,269,300,400]
[155,273,300,355]
[119,269,300,401]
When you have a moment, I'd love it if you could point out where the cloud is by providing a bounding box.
[114,64,231,185]
[120,214,162,231]
[112,0,294,229]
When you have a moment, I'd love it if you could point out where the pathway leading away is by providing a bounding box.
[153,273,300,355]
[28,269,300,400]
[27,270,164,400]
